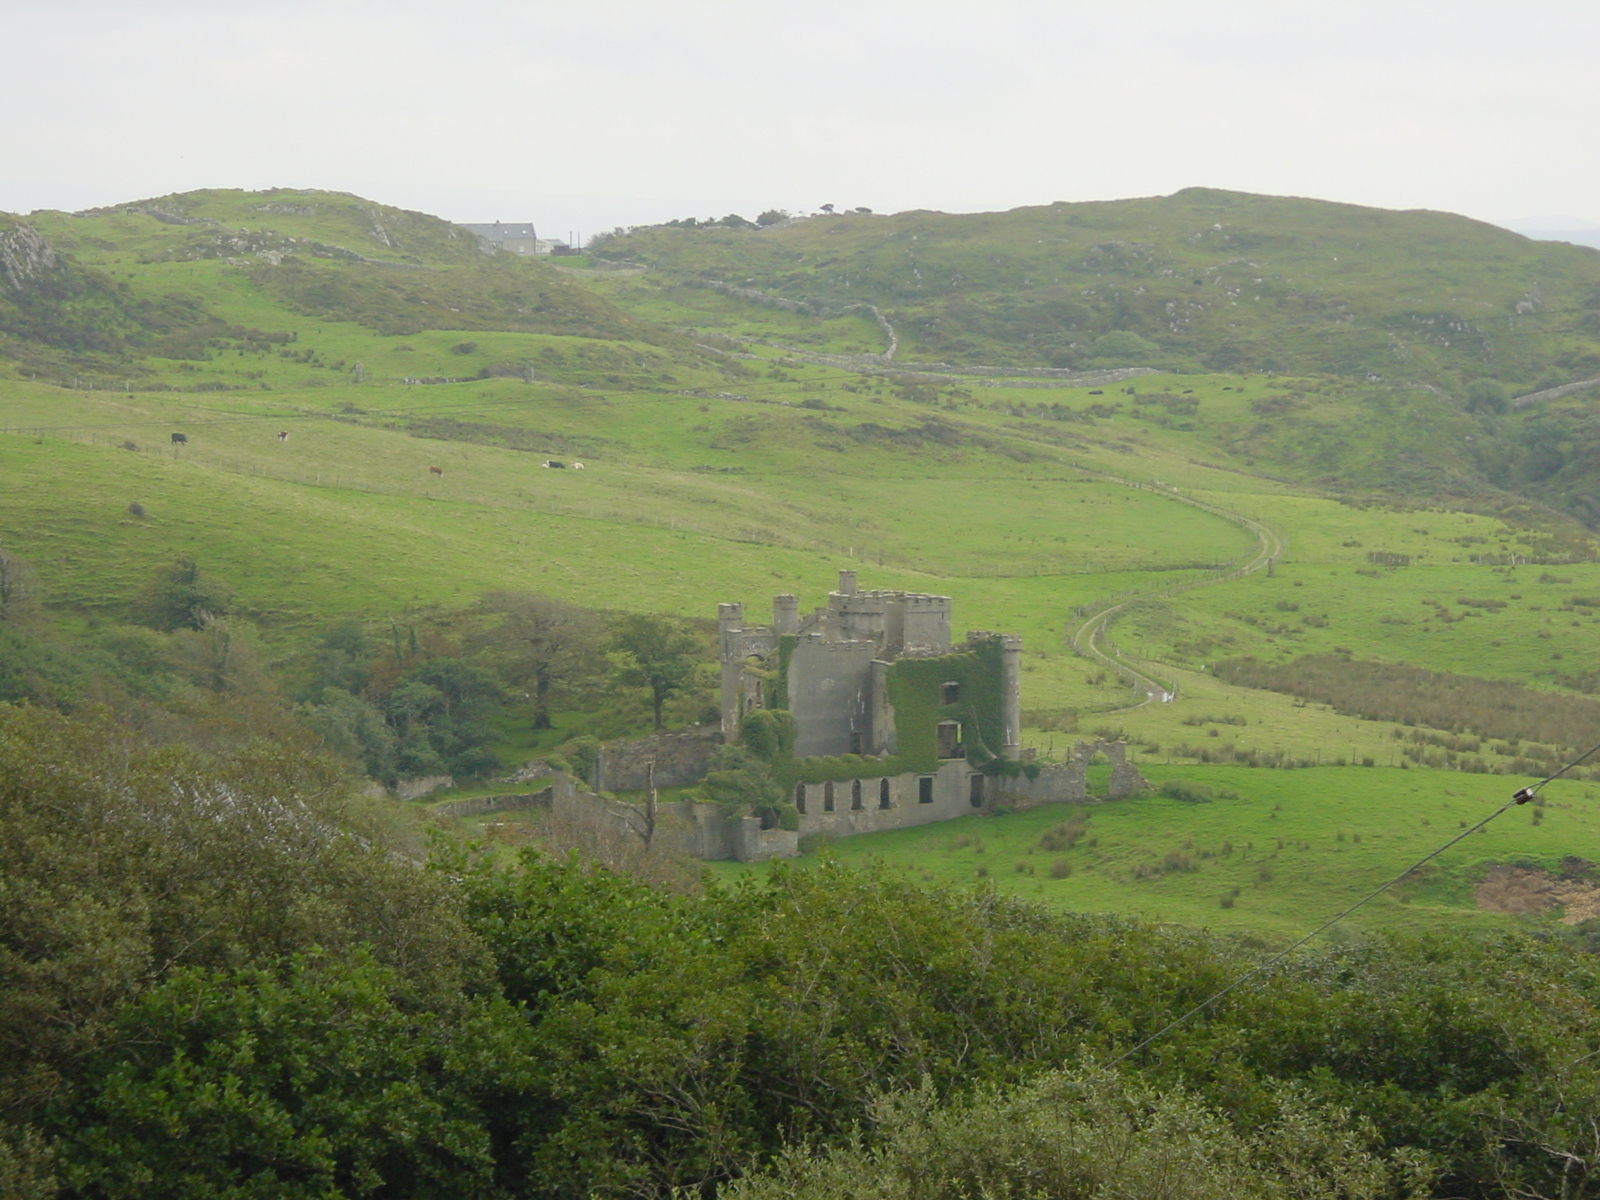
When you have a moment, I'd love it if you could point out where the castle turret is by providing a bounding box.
[718,603,745,660]
[718,603,745,738]
[1000,633,1023,759]
[900,593,952,654]
[773,594,800,636]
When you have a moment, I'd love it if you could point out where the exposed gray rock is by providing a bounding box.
[0,222,59,292]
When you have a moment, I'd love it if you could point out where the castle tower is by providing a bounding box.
[830,588,888,644]
[718,603,746,738]
[901,594,952,654]
[1000,634,1023,759]
[773,594,800,636]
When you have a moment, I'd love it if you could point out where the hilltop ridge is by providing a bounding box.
[0,187,680,384]
[592,187,1600,388]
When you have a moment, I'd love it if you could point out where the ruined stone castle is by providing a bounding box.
[711,570,1145,859]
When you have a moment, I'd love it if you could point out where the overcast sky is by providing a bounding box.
[4,0,1596,241]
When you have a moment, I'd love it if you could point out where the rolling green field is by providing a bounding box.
[710,764,1599,939]
[7,186,1600,940]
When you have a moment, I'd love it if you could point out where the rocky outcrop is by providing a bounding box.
[0,222,60,292]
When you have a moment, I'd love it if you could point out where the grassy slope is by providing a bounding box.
[710,764,1597,940]
[4,187,1600,939]
[595,188,1600,387]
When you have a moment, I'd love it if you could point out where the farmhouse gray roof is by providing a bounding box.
[460,222,539,241]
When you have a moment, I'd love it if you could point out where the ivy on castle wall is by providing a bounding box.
[766,634,797,710]
[757,635,1013,785]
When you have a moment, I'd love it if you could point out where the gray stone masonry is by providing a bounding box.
[994,741,1148,808]
[594,727,723,791]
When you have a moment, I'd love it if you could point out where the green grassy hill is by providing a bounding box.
[5,186,1600,941]
[592,188,1600,390]
[3,188,685,389]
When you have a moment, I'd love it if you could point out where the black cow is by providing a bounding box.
[542,460,567,469]
[171,433,188,445]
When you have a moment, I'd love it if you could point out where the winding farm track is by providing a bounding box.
[1065,484,1284,711]
[699,295,1285,710]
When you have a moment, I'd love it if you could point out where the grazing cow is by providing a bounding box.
[1087,390,1103,396]
[170,432,188,445]
[429,465,443,477]
[542,460,566,469]
[571,462,585,470]
[276,430,289,442]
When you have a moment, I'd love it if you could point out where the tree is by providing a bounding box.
[129,557,233,632]
[468,592,602,730]
[302,687,398,782]
[610,614,699,730]
[740,708,795,762]
[755,209,790,227]
[0,705,488,1186]
[382,659,507,778]
[55,953,526,1200]
[696,744,793,829]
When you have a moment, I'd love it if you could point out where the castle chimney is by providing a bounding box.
[837,569,858,595]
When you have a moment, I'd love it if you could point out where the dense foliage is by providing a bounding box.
[0,543,716,785]
[5,705,1600,1198]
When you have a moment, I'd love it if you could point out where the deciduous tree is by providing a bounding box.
[468,592,601,730]
[609,614,699,730]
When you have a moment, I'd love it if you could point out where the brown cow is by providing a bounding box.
[429,465,443,477]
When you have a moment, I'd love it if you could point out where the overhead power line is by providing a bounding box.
[1106,742,1600,1069]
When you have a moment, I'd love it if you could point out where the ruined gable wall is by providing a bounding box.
[787,636,879,758]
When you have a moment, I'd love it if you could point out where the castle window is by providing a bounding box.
[824,782,835,812]
[850,731,864,754]
[936,721,961,759]
[940,681,961,704]
[969,774,985,807]
[918,775,934,804]
[795,783,807,815]
[851,780,864,810]
[879,778,892,809]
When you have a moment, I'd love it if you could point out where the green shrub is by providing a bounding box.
[721,1071,1422,1200]
[562,734,601,783]
[1160,779,1215,804]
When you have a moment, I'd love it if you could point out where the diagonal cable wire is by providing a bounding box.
[1107,738,1600,1068]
